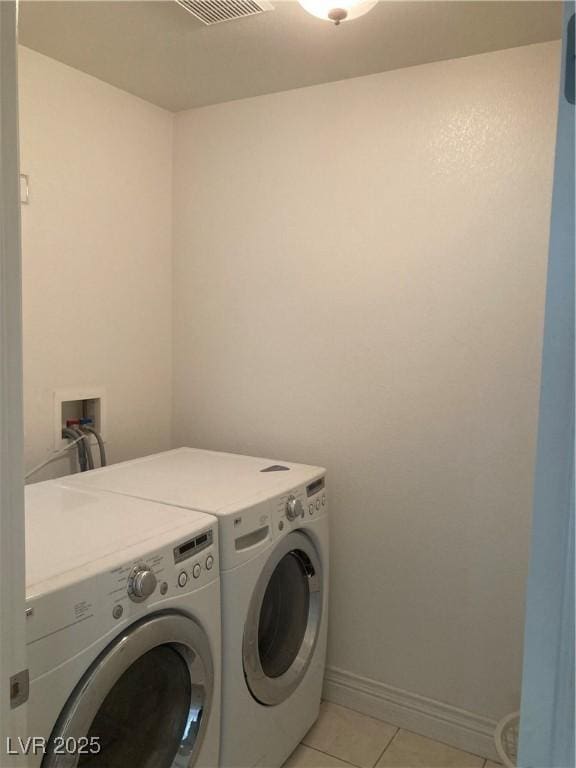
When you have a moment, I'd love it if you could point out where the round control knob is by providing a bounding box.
[286,495,304,521]
[128,565,157,603]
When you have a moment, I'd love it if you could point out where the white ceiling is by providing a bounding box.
[18,1,561,112]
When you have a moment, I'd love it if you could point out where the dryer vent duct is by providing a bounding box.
[175,0,274,25]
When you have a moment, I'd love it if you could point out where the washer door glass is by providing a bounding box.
[243,531,322,706]
[78,645,191,767]
[258,553,311,679]
[42,612,213,768]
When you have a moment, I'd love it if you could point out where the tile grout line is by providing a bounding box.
[299,742,370,768]
[388,724,491,763]
[307,703,494,767]
[370,727,401,767]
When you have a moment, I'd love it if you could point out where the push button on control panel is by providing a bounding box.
[322,494,326,506]
[206,555,214,570]
[178,571,188,588]
[192,563,202,579]
[309,503,314,515]
[315,499,321,510]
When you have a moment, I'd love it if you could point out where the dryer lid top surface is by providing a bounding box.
[25,482,215,590]
[61,448,325,514]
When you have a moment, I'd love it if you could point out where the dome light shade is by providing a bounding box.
[298,0,377,24]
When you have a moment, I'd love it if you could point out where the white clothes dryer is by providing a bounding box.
[23,481,221,768]
[62,448,329,768]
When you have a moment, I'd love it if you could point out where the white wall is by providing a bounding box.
[173,41,559,730]
[19,47,174,481]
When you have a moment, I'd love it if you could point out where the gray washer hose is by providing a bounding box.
[62,427,88,472]
[73,426,94,470]
[72,426,94,470]
[81,427,107,467]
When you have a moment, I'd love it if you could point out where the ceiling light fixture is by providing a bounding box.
[298,0,377,25]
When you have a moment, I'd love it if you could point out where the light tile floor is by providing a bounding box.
[285,703,502,768]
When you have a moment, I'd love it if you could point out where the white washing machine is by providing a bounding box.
[24,481,221,768]
[62,448,329,768]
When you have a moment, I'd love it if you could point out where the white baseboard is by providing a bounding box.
[323,666,500,762]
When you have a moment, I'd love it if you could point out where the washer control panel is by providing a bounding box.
[173,528,213,564]
[174,528,217,592]
[127,564,158,603]
[105,525,217,615]
[25,520,219,679]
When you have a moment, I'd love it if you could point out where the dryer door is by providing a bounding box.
[243,530,323,706]
[42,611,213,768]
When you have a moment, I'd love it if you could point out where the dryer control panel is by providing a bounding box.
[217,470,327,571]
[272,473,327,537]
[305,476,327,517]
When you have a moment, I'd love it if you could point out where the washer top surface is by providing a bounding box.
[62,447,325,514]
[26,481,214,590]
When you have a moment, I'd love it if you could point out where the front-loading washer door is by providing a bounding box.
[243,530,323,707]
[41,611,213,768]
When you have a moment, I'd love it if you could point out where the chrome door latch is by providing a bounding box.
[19,174,30,205]
[10,669,29,709]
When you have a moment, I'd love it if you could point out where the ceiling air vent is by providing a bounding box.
[175,0,274,25]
